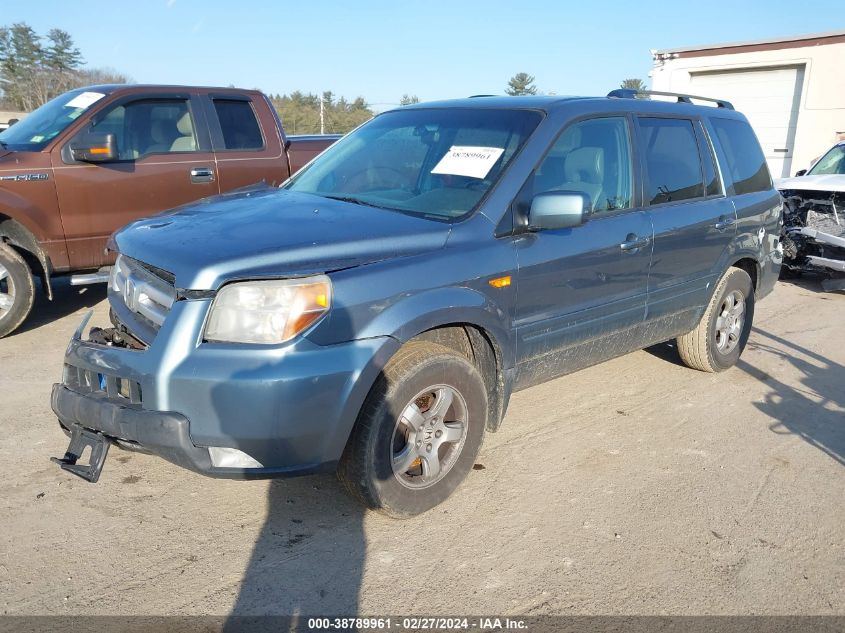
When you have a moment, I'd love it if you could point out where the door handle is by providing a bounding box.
[620,234,650,252]
[714,216,736,231]
[190,167,215,184]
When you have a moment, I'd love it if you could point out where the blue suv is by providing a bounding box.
[52,90,783,517]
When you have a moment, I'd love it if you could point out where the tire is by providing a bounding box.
[338,341,487,518]
[676,267,754,373]
[0,242,35,339]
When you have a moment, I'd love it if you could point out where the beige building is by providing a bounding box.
[650,30,845,179]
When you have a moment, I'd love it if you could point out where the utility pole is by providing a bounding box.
[319,95,325,135]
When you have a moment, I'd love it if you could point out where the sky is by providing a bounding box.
[3,0,843,110]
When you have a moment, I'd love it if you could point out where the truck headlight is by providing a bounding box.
[204,276,331,344]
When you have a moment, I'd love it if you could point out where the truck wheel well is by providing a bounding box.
[0,214,52,299]
[731,258,759,292]
[410,324,507,432]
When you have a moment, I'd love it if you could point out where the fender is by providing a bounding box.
[0,206,55,300]
[352,285,516,371]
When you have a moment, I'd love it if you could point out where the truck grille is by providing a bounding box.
[109,254,176,333]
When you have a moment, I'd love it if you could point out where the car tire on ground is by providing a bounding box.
[676,267,754,373]
[0,242,35,339]
[338,341,487,518]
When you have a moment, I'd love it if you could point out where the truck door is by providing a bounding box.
[513,116,653,388]
[51,93,219,270]
[202,93,289,191]
[635,116,735,327]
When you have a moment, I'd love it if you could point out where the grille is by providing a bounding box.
[63,364,142,406]
[109,254,176,330]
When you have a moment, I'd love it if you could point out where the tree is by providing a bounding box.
[78,67,132,85]
[270,91,374,134]
[620,78,647,92]
[505,72,537,96]
[44,29,82,72]
[0,23,43,110]
[0,22,129,111]
[400,94,419,106]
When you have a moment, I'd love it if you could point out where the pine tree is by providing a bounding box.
[505,72,537,96]
[620,78,647,92]
[44,29,82,72]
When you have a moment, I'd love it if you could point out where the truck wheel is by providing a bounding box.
[338,341,487,518]
[0,242,35,338]
[676,267,754,373]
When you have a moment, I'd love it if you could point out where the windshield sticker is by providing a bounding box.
[64,91,105,110]
[431,146,505,179]
[29,135,44,143]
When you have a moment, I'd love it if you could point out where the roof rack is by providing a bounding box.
[607,88,734,110]
[468,94,497,98]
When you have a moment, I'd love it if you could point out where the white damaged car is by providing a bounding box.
[776,141,845,291]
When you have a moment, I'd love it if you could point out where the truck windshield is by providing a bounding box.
[284,107,542,220]
[807,144,845,176]
[0,88,108,151]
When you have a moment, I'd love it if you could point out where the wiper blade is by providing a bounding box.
[323,194,367,205]
[322,194,403,213]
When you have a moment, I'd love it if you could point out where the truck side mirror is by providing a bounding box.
[70,133,118,163]
[794,169,807,177]
[528,191,592,231]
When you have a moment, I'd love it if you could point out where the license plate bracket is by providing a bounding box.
[51,425,110,483]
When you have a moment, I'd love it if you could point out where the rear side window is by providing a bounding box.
[213,99,264,150]
[640,117,704,205]
[711,118,771,195]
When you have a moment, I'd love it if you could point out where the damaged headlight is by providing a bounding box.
[204,275,331,344]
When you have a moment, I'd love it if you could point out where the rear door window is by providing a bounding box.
[711,118,772,195]
[213,99,264,150]
[639,117,705,205]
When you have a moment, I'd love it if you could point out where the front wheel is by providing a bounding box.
[338,341,487,518]
[0,242,35,339]
[676,267,754,372]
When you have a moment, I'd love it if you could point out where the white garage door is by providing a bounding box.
[690,66,804,178]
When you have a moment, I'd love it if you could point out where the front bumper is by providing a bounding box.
[52,384,217,475]
[52,302,400,479]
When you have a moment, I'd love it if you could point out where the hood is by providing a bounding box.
[775,174,845,194]
[113,188,451,290]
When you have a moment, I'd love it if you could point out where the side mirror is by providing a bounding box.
[70,133,118,163]
[528,191,592,231]
[794,169,807,177]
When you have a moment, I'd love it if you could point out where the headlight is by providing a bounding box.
[204,275,331,344]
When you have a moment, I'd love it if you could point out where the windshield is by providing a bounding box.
[0,88,108,151]
[285,107,542,220]
[808,144,845,176]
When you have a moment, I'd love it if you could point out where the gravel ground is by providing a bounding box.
[0,278,842,618]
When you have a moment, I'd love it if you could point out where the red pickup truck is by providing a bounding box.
[0,84,339,337]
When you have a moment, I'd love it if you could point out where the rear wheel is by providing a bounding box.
[338,341,487,518]
[676,267,754,372]
[0,242,35,338]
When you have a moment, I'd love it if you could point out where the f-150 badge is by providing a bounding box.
[0,172,49,182]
